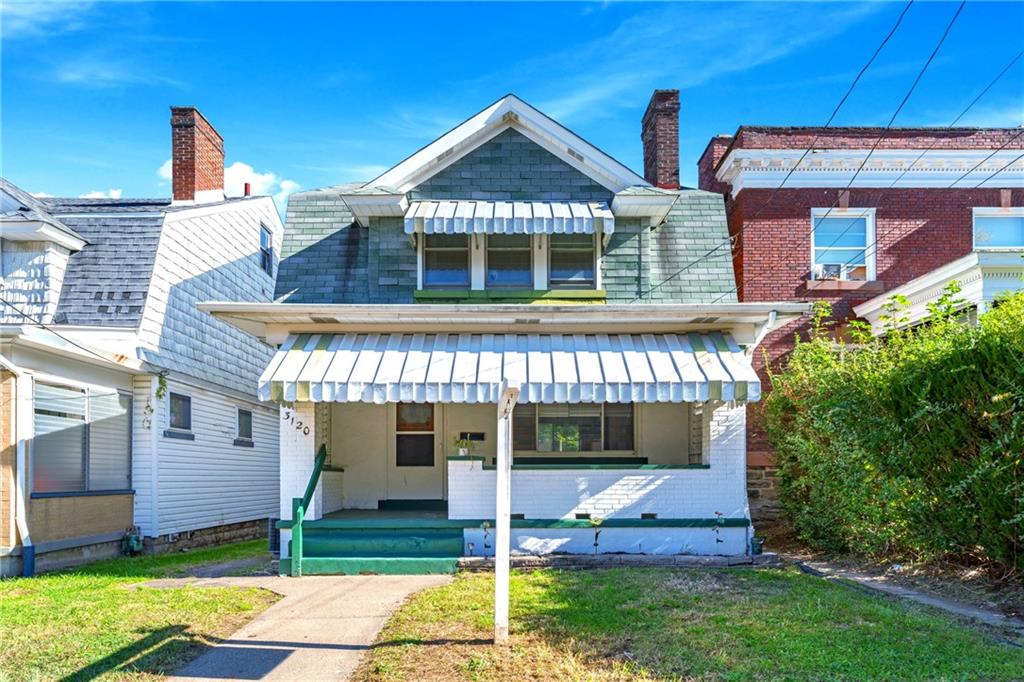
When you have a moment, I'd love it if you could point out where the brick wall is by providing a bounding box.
[170,107,224,201]
[727,126,1024,152]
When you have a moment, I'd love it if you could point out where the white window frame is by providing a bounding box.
[485,234,534,290]
[548,233,599,290]
[810,208,876,281]
[419,234,471,289]
[973,207,1024,251]
[259,224,274,276]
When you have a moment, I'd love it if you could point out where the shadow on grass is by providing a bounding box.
[56,541,271,581]
[59,625,204,681]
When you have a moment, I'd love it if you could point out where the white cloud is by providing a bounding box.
[1,1,95,40]
[224,161,300,213]
[157,158,172,182]
[51,54,182,89]
[30,191,53,198]
[79,189,123,199]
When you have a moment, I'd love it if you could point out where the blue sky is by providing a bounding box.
[2,1,1022,208]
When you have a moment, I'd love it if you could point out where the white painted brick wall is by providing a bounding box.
[463,526,748,556]
[449,402,749,522]
[279,402,318,558]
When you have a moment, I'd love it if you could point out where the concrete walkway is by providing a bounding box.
[797,560,1024,635]
[159,574,450,681]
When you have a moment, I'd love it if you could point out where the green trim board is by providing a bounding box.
[279,556,459,575]
[414,289,607,303]
[279,516,749,530]
[445,456,709,471]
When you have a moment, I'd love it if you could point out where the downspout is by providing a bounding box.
[0,354,33,576]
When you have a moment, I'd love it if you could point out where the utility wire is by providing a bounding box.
[628,0,915,302]
[711,0,973,303]
[0,295,127,367]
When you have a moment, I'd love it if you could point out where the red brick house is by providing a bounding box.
[698,127,1024,519]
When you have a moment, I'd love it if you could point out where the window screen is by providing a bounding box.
[538,404,602,452]
[88,392,131,491]
[512,403,537,451]
[487,235,532,288]
[549,234,595,289]
[603,403,634,451]
[423,235,470,288]
[237,409,253,440]
[169,393,191,430]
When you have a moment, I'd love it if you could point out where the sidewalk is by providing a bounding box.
[158,574,450,681]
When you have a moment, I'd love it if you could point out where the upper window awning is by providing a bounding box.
[260,332,760,405]
[404,200,615,235]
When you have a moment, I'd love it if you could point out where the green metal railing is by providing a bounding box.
[289,445,328,577]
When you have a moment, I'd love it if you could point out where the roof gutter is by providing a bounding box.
[0,355,33,576]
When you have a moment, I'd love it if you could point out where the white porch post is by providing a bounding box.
[279,402,319,558]
[494,383,519,645]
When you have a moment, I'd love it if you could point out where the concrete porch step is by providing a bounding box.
[302,527,465,558]
[280,556,460,575]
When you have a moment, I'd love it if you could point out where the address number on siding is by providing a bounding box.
[282,410,311,435]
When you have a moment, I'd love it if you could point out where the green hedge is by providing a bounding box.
[765,289,1024,571]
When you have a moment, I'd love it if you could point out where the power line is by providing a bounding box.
[974,151,1024,188]
[0,295,128,367]
[712,0,975,303]
[629,0,915,302]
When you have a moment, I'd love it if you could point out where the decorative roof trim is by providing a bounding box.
[368,94,648,194]
[716,148,1024,192]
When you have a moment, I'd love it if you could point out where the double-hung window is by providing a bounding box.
[33,383,131,494]
[513,403,634,453]
[259,225,274,276]
[486,235,532,288]
[395,403,435,466]
[549,234,596,288]
[810,208,875,281]
[973,208,1024,249]
[235,408,254,447]
[422,235,470,288]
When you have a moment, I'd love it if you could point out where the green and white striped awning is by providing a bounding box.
[259,332,760,404]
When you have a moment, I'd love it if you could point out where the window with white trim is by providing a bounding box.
[512,403,634,453]
[259,224,274,276]
[423,234,470,288]
[486,235,532,288]
[810,208,875,281]
[973,208,1024,249]
[33,382,131,494]
[168,392,191,431]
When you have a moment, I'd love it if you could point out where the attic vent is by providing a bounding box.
[567,147,584,162]
[310,316,339,324]
[692,317,718,324]
[501,111,519,124]
[436,148,454,163]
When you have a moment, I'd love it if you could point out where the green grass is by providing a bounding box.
[359,567,1024,681]
[0,540,277,681]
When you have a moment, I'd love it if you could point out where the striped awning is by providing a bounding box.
[260,333,760,404]
[403,200,615,235]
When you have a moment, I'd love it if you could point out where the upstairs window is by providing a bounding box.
[974,208,1024,249]
[259,225,274,276]
[237,409,253,440]
[486,235,532,288]
[423,234,470,288]
[169,392,192,431]
[549,234,596,289]
[810,209,875,281]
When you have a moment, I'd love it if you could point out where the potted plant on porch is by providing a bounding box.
[452,436,474,457]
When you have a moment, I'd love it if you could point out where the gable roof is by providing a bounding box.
[0,177,87,250]
[369,94,649,194]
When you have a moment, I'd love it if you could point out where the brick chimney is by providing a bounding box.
[641,89,680,189]
[170,106,225,203]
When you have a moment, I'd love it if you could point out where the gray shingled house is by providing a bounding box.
[0,108,283,575]
[206,91,806,577]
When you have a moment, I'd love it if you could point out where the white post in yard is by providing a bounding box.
[494,382,519,646]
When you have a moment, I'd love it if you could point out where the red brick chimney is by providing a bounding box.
[170,106,224,203]
[641,89,680,189]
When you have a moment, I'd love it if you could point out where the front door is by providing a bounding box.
[387,403,444,500]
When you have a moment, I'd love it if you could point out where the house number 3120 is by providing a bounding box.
[282,410,311,435]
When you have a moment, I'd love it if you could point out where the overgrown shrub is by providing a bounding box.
[765,289,1024,572]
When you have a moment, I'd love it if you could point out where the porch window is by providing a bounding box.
[33,383,131,494]
[810,209,875,281]
[973,208,1024,249]
[486,235,532,288]
[423,234,470,288]
[513,403,633,453]
[396,403,435,466]
[549,234,596,289]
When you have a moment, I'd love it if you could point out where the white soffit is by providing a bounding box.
[404,200,614,235]
[260,332,761,405]
[716,148,1024,190]
[368,95,648,194]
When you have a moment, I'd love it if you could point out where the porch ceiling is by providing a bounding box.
[259,331,761,405]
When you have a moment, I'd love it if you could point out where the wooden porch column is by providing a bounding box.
[494,383,519,645]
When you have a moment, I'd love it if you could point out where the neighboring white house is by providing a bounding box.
[854,207,1024,333]
[0,108,282,575]
[204,92,808,577]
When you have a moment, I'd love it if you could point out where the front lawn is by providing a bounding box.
[359,567,1024,681]
[0,540,277,681]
